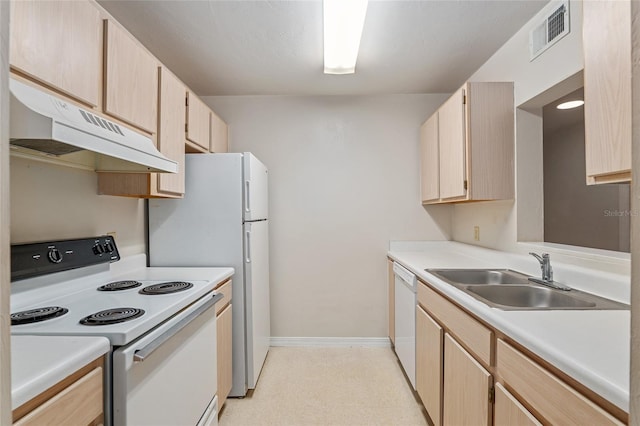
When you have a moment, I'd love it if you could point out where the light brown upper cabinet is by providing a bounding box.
[438,89,467,200]
[10,0,102,107]
[583,0,631,185]
[98,66,186,198]
[210,111,229,153]
[186,92,211,153]
[420,82,514,204]
[156,67,187,196]
[420,113,439,203]
[104,19,158,134]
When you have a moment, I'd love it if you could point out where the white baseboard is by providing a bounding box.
[270,337,391,348]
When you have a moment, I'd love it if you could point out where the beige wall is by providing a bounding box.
[452,1,590,255]
[204,94,450,337]
[10,157,146,257]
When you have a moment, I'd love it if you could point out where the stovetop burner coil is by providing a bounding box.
[79,307,145,326]
[11,306,69,325]
[139,281,194,295]
[97,280,143,291]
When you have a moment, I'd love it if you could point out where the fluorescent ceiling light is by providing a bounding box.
[323,0,368,74]
[557,100,584,110]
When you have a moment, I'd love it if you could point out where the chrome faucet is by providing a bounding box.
[528,252,571,291]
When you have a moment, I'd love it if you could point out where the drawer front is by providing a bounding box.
[214,279,232,315]
[15,367,103,426]
[417,280,492,365]
[497,339,623,425]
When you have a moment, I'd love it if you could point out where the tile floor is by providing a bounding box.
[219,346,429,426]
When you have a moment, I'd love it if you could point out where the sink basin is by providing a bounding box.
[427,269,531,285]
[465,285,628,311]
[425,268,629,310]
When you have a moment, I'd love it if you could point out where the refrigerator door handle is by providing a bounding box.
[245,180,251,213]
[245,228,252,263]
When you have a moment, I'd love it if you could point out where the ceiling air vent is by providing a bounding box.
[529,0,569,61]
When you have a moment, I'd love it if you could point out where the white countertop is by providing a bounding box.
[11,335,110,409]
[388,241,630,412]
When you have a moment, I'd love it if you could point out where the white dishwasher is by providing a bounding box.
[393,261,417,389]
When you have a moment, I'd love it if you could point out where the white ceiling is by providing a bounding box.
[98,0,548,96]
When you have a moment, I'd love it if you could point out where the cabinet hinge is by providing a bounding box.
[489,385,495,403]
[463,180,468,190]
[463,94,466,105]
[185,123,188,133]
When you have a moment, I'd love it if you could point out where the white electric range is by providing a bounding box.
[10,236,234,426]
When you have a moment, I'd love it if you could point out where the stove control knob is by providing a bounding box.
[47,248,63,263]
[104,241,115,253]
[93,244,105,255]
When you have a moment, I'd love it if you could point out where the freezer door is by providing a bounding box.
[243,220,270,388]
[243,153,268,221]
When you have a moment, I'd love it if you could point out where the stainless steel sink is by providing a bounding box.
[425,268,629,311]
[465,285,630,310]
[427,268,531,285]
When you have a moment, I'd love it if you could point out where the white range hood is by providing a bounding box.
[9,78,178,173]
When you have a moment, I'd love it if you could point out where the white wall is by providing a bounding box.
[204,94,450,337]
[452,0,586,254]
[10,157,146,257]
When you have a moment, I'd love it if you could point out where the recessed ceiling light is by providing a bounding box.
[557,100,584,110]
[323,0,369,75]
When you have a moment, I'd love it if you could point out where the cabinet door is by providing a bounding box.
[438,87,467,199]
[443,334,491,426]
[420,113,440,203]
[157,67,186,196]
[10,0,101,106]
[583,0,631,184]
[416,305,443,426]
[494,383,541,426]
[217,303,233,409]
[210,111,228,153]
[186,92,211,151]
[104,20,158,133]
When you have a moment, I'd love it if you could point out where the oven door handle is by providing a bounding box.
[133,293,224,362]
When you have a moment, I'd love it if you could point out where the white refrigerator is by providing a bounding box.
[148,152,270,397]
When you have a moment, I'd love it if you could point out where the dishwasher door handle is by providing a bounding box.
[393,262,416,288]
[134,293,224,362]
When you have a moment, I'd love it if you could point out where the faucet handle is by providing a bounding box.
[529,252,544,263]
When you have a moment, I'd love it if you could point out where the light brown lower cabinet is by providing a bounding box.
[443,334,492,426]
[13,359,103,426]
[416,304,443,426]
[409,274,627,426]
[497,339,623,425]
[217,303,233,410]
[494,383,541,426]
[215,279,233,411]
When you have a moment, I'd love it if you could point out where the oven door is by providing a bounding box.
[112,292,223,426]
